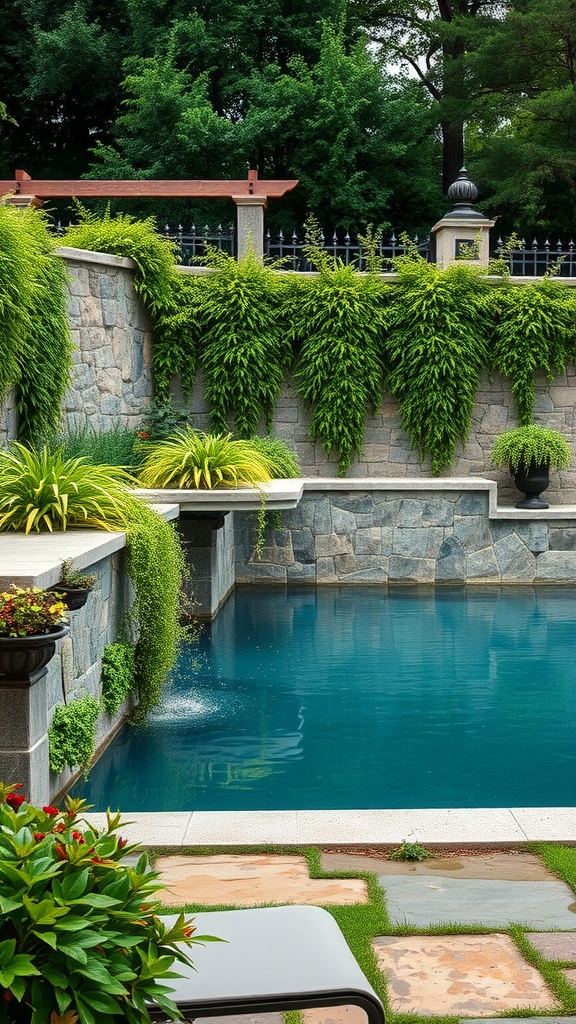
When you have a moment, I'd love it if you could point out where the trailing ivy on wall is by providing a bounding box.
[124,498,190,720]
[384,257,492,475]
[0,204,72,439]
[291,261,388,475]
[100,640,136,715]
[196,248,293,435]
[48,695,101,775]
[490,278,576,426]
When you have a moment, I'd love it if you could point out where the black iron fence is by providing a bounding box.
[493,237,576,277]
[161,223,236,263]
[264,229,430,270]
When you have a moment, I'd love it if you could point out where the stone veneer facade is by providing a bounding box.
[234,487,576,585]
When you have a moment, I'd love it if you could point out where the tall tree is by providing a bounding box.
[351,0,512,192]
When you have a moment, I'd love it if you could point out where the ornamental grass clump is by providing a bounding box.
[137,429,273,489]
[0,445,189,716]
[0,444,136,533]
[0,781,212,1024]
[0,588,68,637]
[491,424,573,472]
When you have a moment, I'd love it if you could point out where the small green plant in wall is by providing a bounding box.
[48,694,101,776]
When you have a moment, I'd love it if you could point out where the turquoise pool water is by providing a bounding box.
[78,585,576,810]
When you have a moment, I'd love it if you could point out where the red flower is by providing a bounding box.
[182,925,196,939]
[55,844,68,860]
[43,805,59,816]
[52,823,66,833]
[34,832,46,842]
[138,430,151,439]
[91,855,107,864]
[6,793,26,810]
[72,831,85,844]
[117,837,128,849]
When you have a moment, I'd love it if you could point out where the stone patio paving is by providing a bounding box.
[156,851,576,1021]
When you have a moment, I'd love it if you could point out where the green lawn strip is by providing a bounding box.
[510,925,576,1013]
[154,844,576,1022]
[530,842,576,891]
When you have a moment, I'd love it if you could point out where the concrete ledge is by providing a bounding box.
[56,246,137,270]
[0,503,179,588]
[133,479,305,511]
[83,807,576,845]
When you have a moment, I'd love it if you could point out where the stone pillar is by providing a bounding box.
[233,195,267,260]
[178,512,235,618]
[431,168,495,270]
[0,671,50,805]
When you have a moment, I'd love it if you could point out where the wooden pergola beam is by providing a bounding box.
[0,168,298,200]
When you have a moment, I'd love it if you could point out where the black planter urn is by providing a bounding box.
[512,461,550,509]
[0,624,70,682]
[49,584,92,611]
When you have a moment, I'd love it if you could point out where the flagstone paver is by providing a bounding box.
[526,932,576,960]
[303,1006,367,1024]
[372,934,559,1016]
[322,851,555,880]
[379,874,576,928]
[155,854,368,906]
[563,969,576,986]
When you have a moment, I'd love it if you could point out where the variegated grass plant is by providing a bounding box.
[137,429,273,489]
[0,444,136,533]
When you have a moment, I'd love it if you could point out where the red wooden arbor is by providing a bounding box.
[0,168,298,202]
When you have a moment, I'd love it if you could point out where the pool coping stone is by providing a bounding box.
[83,807,576,846]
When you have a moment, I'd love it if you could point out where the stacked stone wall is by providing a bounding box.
[183,366,576,506]
[235,489,576,585]
[58,247,153,432]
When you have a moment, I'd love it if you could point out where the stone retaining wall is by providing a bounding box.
[182,366,576,507]
[59,247,154,433]
[234,488,576,585]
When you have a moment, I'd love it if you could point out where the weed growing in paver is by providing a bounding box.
[533,842,576,890]
[390,840,432,861]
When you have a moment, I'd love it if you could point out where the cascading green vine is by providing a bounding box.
[384,257,493,475]
[0,203,72,439]
[490,278,576,426]
[100,640,137,715]
[48,695,101,776]
[124,498,190,721]
[196,248,293,435]
[291,261,388,475]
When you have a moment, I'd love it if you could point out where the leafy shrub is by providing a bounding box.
[0,444,136,533]
[390,840,432,861]
[248,435,301,478]
[48,695,101,774]
[137,429,272,489]
[42,421,141,470]
[0,781,203,1024]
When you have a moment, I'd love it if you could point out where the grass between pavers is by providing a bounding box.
[152,844,576,1024]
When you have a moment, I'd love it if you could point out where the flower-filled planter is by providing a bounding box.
[0,587,69,682]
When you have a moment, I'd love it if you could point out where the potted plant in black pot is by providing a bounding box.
[0,587,69,680]
[50,558,96,610]
[490,424,572,509]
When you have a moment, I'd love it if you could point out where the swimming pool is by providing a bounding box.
[78,584,576,811]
